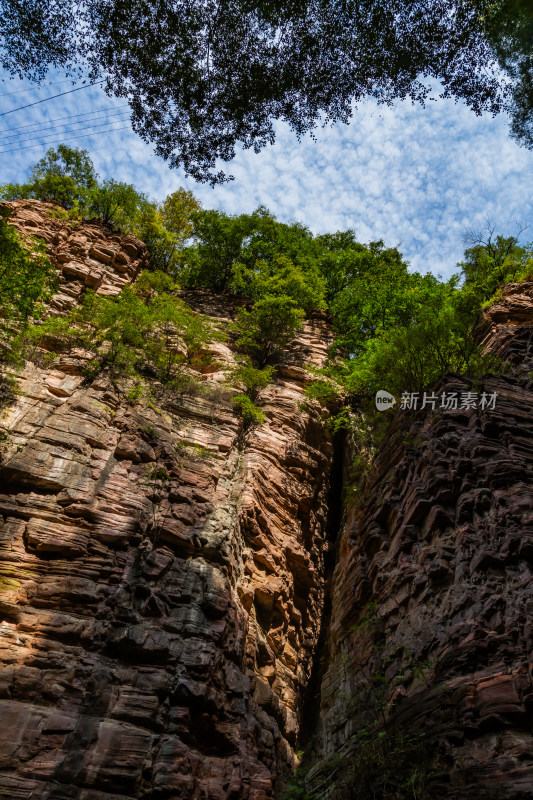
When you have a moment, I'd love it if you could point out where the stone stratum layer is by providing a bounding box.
[0,201,335,799]
[312,283,533,799]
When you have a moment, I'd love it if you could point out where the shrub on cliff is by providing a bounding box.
[0,208,58,362]
[233,393,266,426]
[27,270,213,390]
[232,362,275,399]
[231,295,304,368]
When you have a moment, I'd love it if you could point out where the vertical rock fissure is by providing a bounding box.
[295,428,347,753]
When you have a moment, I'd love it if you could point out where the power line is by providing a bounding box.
[3,113,132,147]
[0,109,131,144]
[0,117,133,150]
[0,105,130,137]
[0,124,135,154]
[0,78,80,99]
[0,81,105,118]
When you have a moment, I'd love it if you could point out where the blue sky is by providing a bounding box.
[1,69,532,279]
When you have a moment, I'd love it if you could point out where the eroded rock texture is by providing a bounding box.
[3,199,149,311]
[312,284,533,798]
[0,202,335,799]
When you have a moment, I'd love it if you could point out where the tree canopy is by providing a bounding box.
[0,0,513,184]
[0,145,99,210]
[474,0,533,149]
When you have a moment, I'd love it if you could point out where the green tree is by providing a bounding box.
[458,223,533,300]
[473,0,533,149]
[87,179,145,226]
[133,189,202,276]
[184,209,249,290]
[29,145,98,209]
[0,145,98,210]
[232,295,304,367]
[183,205,327,307]
[0,0,507,184]
[0,182,36,202]
[315,229,366,303]
[328,241,441,357]
[237,206,317,271]
[344,280,499,397]
[160,188,202,242]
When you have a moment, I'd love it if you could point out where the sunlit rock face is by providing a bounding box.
[312,283,533,799]
[0,201,335,799]
[3,199,149,310]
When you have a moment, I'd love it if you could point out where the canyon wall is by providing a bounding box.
[0,201,335,800]
[2,200,533,800]
[310,283,533,798]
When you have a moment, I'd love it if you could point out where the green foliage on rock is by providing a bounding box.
[231,295,305,368]
[27,270,212,393]
[233,393,266,426]
[0,207,58,362]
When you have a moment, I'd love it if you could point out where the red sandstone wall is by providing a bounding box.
[0,201,335,800]
[311,283,533,798]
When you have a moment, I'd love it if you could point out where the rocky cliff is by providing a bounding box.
[0,201,335,799]
[1,200,533,800]
[310,283,533,798]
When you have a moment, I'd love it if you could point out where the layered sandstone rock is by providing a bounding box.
[7,200,532,800]
[311,285,533,798]
[2,199,149,312]
[0,201,335,799]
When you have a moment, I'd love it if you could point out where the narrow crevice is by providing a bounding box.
[298,427,347,749]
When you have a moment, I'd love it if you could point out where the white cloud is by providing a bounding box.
[1,69,532,279]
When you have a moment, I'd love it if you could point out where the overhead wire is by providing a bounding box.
[0,81,105,117]
[0,105,130,137]
[0,78,81,98]
[0,124,135,154]
[0,108,132,145]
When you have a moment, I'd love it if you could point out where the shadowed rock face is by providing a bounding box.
[0,201,335,799]
[312,285,533,799]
